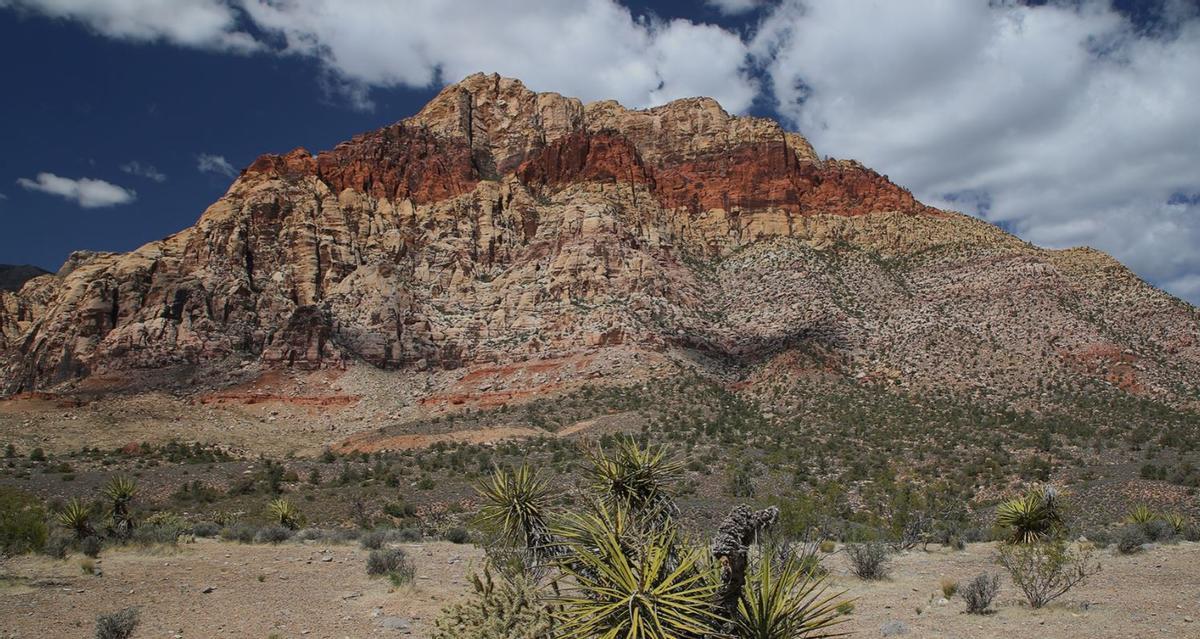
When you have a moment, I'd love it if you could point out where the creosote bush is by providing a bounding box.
[844,542,892,580]
[996,541,1100,609]
[1117,525,1148,554]
[959,573,1001,614]
[95,607,139,639]
[367,547,415,585]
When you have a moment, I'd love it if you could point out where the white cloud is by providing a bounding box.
[0,192,7,200]
[0,0,258,51]
[196,153,236,177]
[752,0,1200,304]
[706,0,764,16]
[16,173,136,208]
[120,160,166,182]
[1,0,757,113]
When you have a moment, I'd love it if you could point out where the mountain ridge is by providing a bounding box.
[1,73,1197,413]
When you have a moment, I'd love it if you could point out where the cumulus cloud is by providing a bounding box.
[196,153,236,177]
[119,160,166,182]
[0,0,258,51]
[16,173,136,208]
[1,0,757,113]
[705,0,765,15]
[752,0,1200,303]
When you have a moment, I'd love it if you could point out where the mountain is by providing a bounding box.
[0,264,49,292]
[1,73,1198,413]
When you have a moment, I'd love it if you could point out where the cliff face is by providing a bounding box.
[2,74,1198,406]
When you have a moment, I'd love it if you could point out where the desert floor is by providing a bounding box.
[2,539,1198,638]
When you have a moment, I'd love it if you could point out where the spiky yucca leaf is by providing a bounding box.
[1125,504,1157,525]
[586,436,683,515]
[735,556,851,639]
[553,504,722,639]
[475,464,553,553]
[268,498,304,530]
[58,498,94,540]
[996,486,1064,544]
[1164,512,1188,534]
[103,475,137,503]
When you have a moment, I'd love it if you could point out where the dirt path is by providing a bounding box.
[2,540,1198,638]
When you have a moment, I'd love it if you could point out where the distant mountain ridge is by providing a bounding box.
[0,264,49,292]
[0,73,1196,411]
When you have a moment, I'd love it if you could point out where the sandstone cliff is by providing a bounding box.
[1,73,1197,409]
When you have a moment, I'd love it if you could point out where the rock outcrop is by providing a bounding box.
[1,73,1198,408]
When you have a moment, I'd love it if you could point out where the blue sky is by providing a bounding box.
[1,0,1198,303]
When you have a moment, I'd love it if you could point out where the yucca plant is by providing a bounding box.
[103,475,138,537]
[734,556,851,639]
[553,503,723,639]
[1163,512,1188,535]
[476,464,554,555]
[995,486,1065,544]
[267,498,304,530]
[1125,504,1158,525]
[58,498,94,540]
[586,436,683,517]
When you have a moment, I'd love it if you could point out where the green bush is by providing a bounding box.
[996,541,1100,609]
[0,486,48,554]
[254,525,293,544]
[192,521,220,537]
[80,536,102,558]
[1117,525,1147,554]
[367,547,415,584]
[844,542,892,580]
[445,527,471,544]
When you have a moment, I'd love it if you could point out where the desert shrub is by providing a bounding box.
[844,542,892,580]
[394,527,422,542]
[94,607,139,639]
[431,569,554,639]
[1116,525,1148,553]
[254,525,293,544]
[43,530,72,559]
[0,486,48,554]
[445,526,471,544]
[29,448,45,462]
[1141,519,1174,543]
[132,511,187,546]
[293,527,327,542]
[192,521,220,538]
[80,535,102,558]
[819,540,836,553]
[959,573,1001,614]
[367,547,415,584]
[995,486,1065,543]
[384,500,417,519]
[360,527,419,549]
[80,557,96,575]
[940,577,959,599]
[219,523,258,544]
[996,541,1100,608]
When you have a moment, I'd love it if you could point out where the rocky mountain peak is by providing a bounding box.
[0,74,1196,409]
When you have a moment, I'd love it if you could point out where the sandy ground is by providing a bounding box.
[1,540,1198,638]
